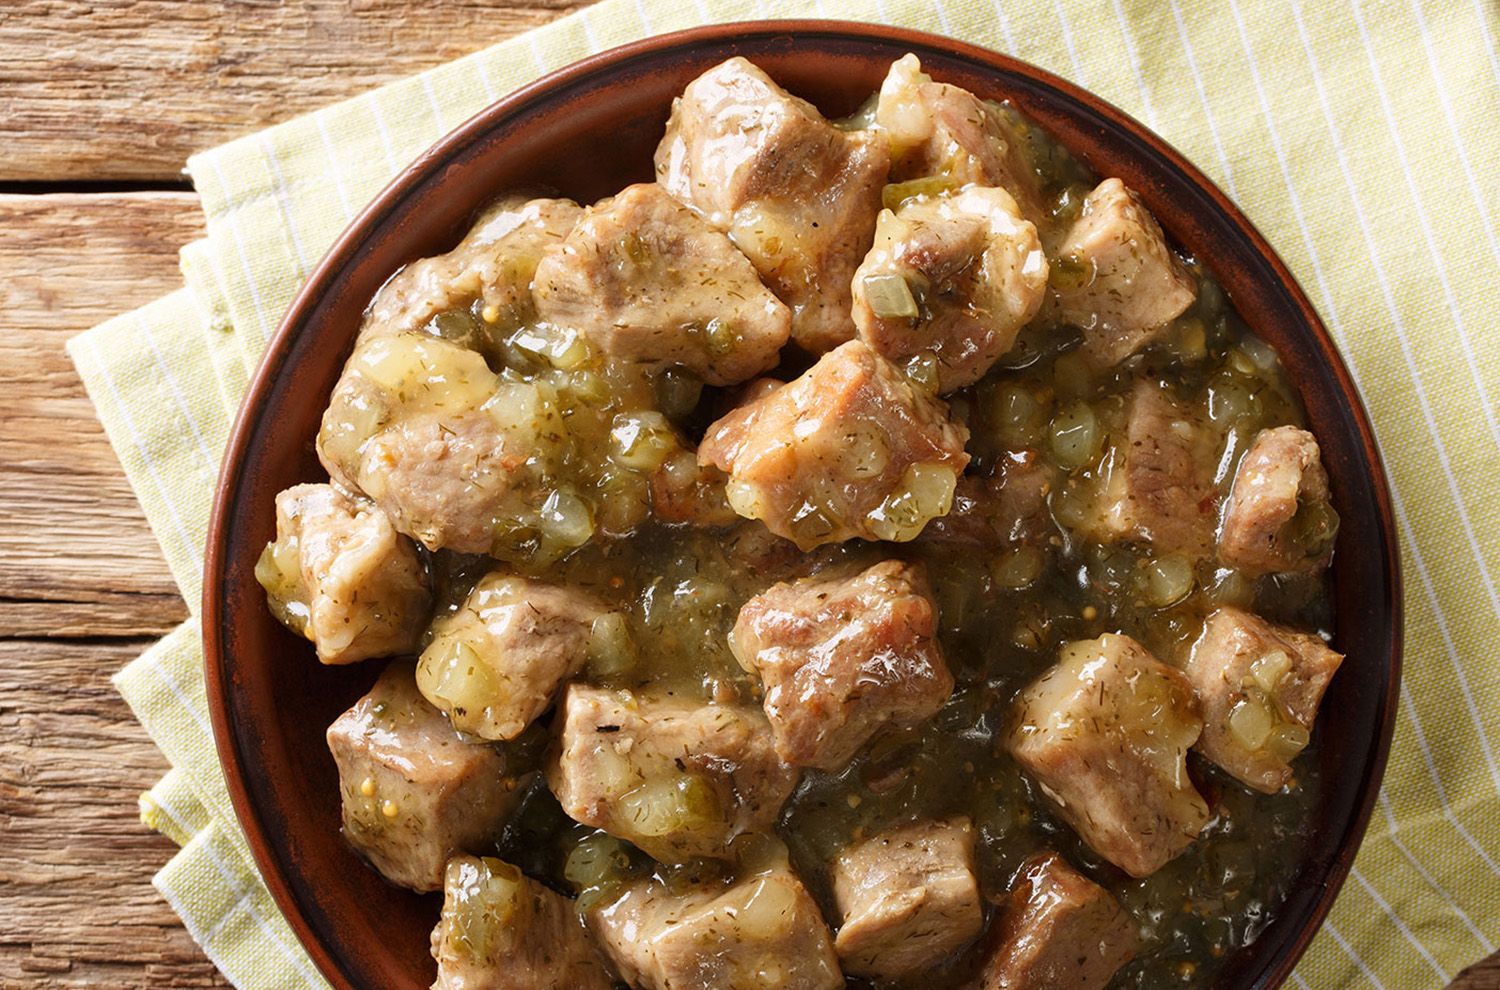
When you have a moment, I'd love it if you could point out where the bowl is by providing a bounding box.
[202,20,1402,990]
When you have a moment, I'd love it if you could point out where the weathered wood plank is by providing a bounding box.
[0,0,599,183]
[0,192,197,635]
[0,638,226,990]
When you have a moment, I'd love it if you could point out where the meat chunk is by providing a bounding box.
[916,450,1057,549]
[972,853,1138,990]
[731,559,953,770]
[325,662,530,892]
[1219,426,1339,575]
[547,685,800,863]
[531,183,791,386]
[363,194,582,349]
[831,817,983,979]
[853,186,1049,391]
[1185,607,1343,793]
[588,864,842,990]
[1054,178,1198,367]
[417,572,606,741]
[1068,381,1217,558]
[699,340,971,549]
[875,54,1046,226]
[656,57,890,353]
[318,333,545,555]
[256,483,429,664]
[1006,634,1209,877]
[431,855,615,990]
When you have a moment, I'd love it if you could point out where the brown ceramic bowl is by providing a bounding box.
[203,20,1401,990]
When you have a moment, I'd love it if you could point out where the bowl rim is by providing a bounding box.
[202,19,1403,990]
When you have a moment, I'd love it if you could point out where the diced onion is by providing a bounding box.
[1228,698,1275,750]
[1140,554,1195,607]
[727,875,798,938]
[1249,650,1293,693]
[617,775,720,837]
[1049,401,1101,469]
[868,463,957,542]
[416,639,502,737]
[1266,723,1311,763]
[587,612,638,679]
[610,411,677,471]
[539,489,595,547]
[862,272,919,319]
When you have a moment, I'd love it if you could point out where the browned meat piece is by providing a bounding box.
[1184,607,1343,793]
[853,186,1049,392]
[363,194,582,345]
[325,662,530,892]
[531,183,791,386]
[318,332,554,555]
[971,853,1138,990]
[1220,426,1339,575]
[256,483,429,664]
[656,57,890,353]
[431,855,615,990]
[875,54,1047,226]
[831,817,983,979]
[699,340,971,549]
[417,572,606,741]
[1054,178,1198,367]
[1006,634,1209,877]
[731,559,953,770]
[588,864,842,990]
[917,450,1057,548]
[1071,381,1217,558]
[547,685,800,863]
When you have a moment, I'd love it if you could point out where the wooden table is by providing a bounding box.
[0,4,1493,988]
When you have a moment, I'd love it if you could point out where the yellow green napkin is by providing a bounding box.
[67,1,1500,988]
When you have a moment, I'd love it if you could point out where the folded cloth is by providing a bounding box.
[66,1,1500,987]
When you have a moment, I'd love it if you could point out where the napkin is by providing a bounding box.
[67,1,1500,987]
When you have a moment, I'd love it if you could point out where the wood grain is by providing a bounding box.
[0,0,597,183]
[0,193,202,986]
[0,638,227,990]
[0,192,199,639]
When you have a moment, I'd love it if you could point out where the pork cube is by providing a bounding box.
[1054,178,1198,366]
[972,853,1138,990]
[1070,381,1217,558]
[1185,607,1343,793]
[853,186,1049,392]
[656,57,890,354]
[1006,634,1209,877]
[731,559,954,770]
[326,662,530,892]
[318,332,547,555]
[417,572,606,741]
[875,54,1047,226]
[256,483,429,664]
[588,864,842,990]
[831,817,983,979]
[547,685,800,863]
[431,855,615,990]
[699,340,971,549]
[1220,426,1339,575]
[532,183,791,386]
[364,194,582,348]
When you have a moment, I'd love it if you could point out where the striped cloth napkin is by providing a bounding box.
[66,1,1500,988]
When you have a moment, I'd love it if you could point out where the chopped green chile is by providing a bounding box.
[861,272,920,319]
